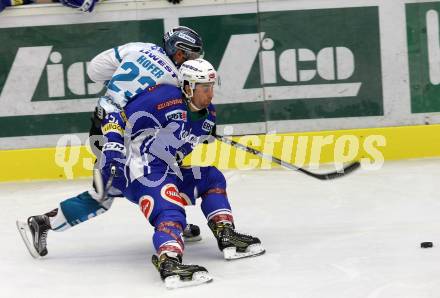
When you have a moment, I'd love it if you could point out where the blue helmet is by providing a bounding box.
[59,0,98,12]
[163,26,204,61]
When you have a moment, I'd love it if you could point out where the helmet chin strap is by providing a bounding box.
[188,100,203,111]
[182,84,203,111]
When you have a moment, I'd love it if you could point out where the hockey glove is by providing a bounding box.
[101,142,126,192]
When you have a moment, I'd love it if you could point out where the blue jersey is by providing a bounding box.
[102,84,216,184]
[100,85,235,258]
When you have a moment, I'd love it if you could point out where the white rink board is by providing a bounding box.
[2,159,440,297]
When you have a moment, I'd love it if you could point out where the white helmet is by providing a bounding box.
[179,58,217,98]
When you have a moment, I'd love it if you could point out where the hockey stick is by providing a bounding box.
[216,135,360,180]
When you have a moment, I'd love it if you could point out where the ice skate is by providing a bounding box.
[182,223,202,242]
[152,253,213,289]
[208,220,265,260]
[16,215,51,258]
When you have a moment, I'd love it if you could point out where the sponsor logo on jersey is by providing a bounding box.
[160,184,188,207]
[139,195,154,220]
[156,98,183,110]
[165,109,187,122]
[202,119,215,132]
[139,49,177,77]
[102,123,124,136]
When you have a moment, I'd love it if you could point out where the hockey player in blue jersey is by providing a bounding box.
[99,58,265,288]
[18,58,264,288]
[16,26,204,259]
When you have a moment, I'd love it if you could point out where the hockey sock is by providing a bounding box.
[57,191,111,229]
[153,221,184,258]
[200,188,233,224]
[45,208,71,231]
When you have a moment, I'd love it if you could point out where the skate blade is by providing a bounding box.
[223,244,266,260]
[183,235,202,243]
[164,271,213,289]
[16,220,41,259]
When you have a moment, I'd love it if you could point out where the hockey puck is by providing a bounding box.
[420,242,433,248]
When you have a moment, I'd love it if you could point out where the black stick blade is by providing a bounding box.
[300,161,361,180]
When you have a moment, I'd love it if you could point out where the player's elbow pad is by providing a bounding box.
[87,60,101,83]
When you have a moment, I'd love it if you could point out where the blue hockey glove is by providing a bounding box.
[101,142,126,192]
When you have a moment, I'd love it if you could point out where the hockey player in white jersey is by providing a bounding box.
[88,26,203,110]
[16,26,204,258]
[88,26,203,153]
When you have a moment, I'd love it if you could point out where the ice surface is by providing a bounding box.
[2,159,440,298]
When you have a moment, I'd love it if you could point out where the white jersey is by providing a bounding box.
[87,42,180,108]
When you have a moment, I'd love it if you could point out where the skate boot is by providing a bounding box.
[208,220,265,260]
[152,253,213,289]
[16,215,51,258]
[182,223,201,242]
